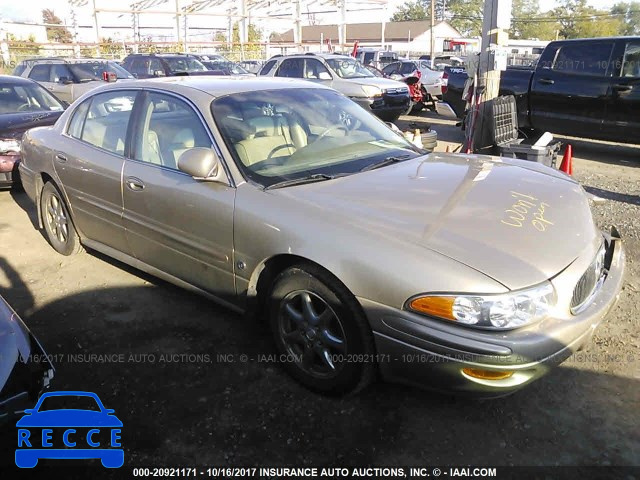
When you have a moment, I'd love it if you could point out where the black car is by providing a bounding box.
[121,53,219,79]
[0,294,54,424]
[0,76,66,188]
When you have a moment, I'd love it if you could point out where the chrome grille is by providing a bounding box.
[571,243,606,313]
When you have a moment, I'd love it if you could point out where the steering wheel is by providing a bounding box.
[315,125,348,142]
[266,143,296,161]
[17,103,31,112]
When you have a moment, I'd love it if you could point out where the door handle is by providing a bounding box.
[55,152,67,163]
[125,177,145,191]
[538,78,555,85]
[612,84,632,93]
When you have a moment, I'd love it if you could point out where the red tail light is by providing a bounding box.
[441,71,449,95]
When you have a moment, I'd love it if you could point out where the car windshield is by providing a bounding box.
[212,88,421,188]
[69,61,134,81]
[164,57,207,73]
[0,82,65,114]
[326,58,375,79]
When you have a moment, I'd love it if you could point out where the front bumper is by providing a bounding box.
[352,94,410,119]
[360,233,625,397]
[0,154,20,187]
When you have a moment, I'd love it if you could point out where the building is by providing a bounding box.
[270,20,463,56]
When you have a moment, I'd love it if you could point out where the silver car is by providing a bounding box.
[19,77,625,397]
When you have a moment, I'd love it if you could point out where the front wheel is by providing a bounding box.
[268,265,376,395]
[40,181,83,255]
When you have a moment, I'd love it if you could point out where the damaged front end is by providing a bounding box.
[0,295,54,423]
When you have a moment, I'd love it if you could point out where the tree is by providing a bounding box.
[42,9,73,43]
[552,0,623,39]
[611,2,640,36]
[447,0,484,37]
[214,23,263,60]
[510,0,560,40]
[390,0,430,22]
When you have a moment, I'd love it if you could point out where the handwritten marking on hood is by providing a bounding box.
[501,191,554,232]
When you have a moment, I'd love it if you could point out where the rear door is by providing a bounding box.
[275,58,304,79]
[27,64,53,92]
[52,89,138,253]
[602,39,640,142]
[529,40,615,137]
[122,90,235,298]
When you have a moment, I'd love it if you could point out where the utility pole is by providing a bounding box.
[430,0,435,68]
[175,0,181,48]
[468,0,512,153]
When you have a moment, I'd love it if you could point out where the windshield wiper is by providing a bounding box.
[264,173,337,190]
[360,154,412,172]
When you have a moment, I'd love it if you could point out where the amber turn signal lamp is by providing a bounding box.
[462,368,514,381]
[409,296,455,320]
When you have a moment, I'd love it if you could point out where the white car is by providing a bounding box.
[381,60,444,100]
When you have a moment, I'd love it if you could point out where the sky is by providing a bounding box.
[0,0,620,41]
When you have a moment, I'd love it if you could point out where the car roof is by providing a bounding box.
[0,74,38,85]
[100,76,332,98]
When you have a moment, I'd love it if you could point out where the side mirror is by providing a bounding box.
[104,409,115,414]
[153,70,165,77]
[318,71,331,80]
[177,147,226,183]
[390,73,403,81]
[23,409,34,415]
[59,76,73,84]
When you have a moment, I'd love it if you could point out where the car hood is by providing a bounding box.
[16,410,123,427]
[0,297,37,393]
[0,111,63,139]
[276,153,600,290]
[347,77,408,90]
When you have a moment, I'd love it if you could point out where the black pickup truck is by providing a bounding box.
[442,37,640,143]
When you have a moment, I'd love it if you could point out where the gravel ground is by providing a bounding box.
[0,112,638,477]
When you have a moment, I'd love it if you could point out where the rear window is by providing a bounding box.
[553,42,614,76]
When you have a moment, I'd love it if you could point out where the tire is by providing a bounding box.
[40,181,83,256]
[268,264,376,396]
[422,130,438,143]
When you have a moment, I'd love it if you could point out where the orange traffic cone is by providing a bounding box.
[559,144,573,175]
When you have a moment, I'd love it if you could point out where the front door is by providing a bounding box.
[602,39,640,142]
[122,90,236,300]
[529,40,615,138]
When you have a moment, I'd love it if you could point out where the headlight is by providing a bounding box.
[407,282,556,330]
[0,138,20,154]
[361,85,383,98]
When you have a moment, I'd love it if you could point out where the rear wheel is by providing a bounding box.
[268,264,376,395]
[40,181,82,255]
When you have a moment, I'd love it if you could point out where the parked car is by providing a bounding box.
[20,77,625,397]
[355,48,399,69]
[0,293,55,423]
[200,60,253,76]
[381,60,445,106]
[419,53,465,67]
[239,59,264,74]
[442,37,640,143]
[15,57,134,104]
[259,53,410,121]
[0,75,66,188]
[121,53,218,79]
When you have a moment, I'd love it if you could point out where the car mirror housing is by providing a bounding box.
[177,147,227,183]
[23,409,34,415]
[318,71,331,80]
[59,77,73,85]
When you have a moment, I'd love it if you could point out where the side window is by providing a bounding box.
[400,62,416,75]
[134,92,211,170]
[259,59,277,75]
[382,62,399,75]
[128,59,146,76]
[304,59,331,79]
[28,64,50,82]
[67,99,91,139]
[553,42,614,76]
[81,90,137,155]
[148,58,164,76]
[276,58,304,78]
[51,64,73,83]
[621,42,640,77]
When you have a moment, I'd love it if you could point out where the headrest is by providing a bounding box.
[249,116,277,137]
